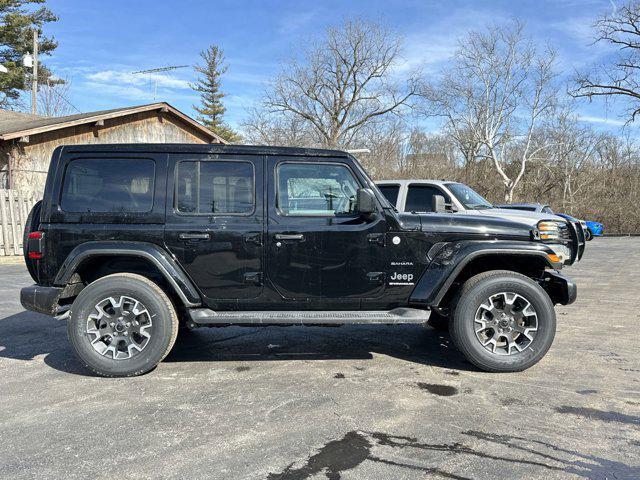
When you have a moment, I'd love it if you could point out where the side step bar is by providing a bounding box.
[188,307,431,326]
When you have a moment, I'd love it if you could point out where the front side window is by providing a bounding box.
[378,184,400,207]
[61,158,155,213]
[176,161,254,214]
[405,185,450,212]
[278,163,359,216]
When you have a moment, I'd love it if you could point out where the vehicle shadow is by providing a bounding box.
[0,310,475,376]
[0,311,89,376]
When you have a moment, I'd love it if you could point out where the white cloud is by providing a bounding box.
[278,9,319,35]
[397,7,508,76]
[85,70,191,90]
[578,115,626,126]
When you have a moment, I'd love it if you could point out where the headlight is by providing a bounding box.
[537,221,560,241]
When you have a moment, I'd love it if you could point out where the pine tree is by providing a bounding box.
[0,0,58,110]
[192,45,239,142]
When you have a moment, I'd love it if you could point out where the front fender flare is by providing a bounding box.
[54,241,201,307]
[409,241,558,308]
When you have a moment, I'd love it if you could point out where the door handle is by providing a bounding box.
[179,232,211,240]
[275,233,304,241]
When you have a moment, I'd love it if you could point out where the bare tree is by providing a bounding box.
[422,22,558,202]
[241,107,319,147]
[38,78,74,117]
[571,2,640,122]
[259,19,419,148]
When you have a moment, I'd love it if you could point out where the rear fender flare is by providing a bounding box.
[54,241,201,307]
[410,241,557,308]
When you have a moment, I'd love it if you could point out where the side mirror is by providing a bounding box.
[433,195,446,213]
[356,188,377,215]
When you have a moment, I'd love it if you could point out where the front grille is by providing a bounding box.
[558,223,572,242]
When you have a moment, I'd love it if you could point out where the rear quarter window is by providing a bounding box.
[61,158,155,213]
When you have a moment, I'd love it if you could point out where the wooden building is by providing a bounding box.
[0,102,227,194]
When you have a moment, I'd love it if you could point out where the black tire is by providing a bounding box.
[449,270,556,373]
[584,229,593,241]
[23,200,42,282]
[67,273,179,377]
[427,311,449,331]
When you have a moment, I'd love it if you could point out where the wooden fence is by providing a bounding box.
[0,190,39,256]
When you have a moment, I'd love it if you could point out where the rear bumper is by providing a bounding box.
[543,271,577,305]
[20,284,63,316]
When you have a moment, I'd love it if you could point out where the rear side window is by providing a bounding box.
[61,158,155,213]
[378,184,400,207]
[405,185,449,212]
[176,161,254,214]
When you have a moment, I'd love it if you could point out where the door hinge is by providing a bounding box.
[367,272,386,284]
[243,272,263,285]
[243,232,262,246]
[367,233,386,246]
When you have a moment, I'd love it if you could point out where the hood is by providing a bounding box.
[395,212,532,239]
[475,207,567,226]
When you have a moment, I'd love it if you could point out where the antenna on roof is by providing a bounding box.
[131,65,189,101]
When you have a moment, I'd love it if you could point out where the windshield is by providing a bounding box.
[446,183,493,210]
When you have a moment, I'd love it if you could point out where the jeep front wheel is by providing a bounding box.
[67,273,179,377]
[449,270,556,372]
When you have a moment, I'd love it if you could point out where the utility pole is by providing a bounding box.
[31,29,38,115]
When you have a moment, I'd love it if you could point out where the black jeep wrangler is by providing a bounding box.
[20,144,578,377]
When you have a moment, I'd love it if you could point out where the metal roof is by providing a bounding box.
[0,102,227,143]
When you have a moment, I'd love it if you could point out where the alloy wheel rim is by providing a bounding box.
[86,296,153,360]
[474,292,538,356]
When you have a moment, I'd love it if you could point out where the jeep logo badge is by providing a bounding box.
[389,272,414,285]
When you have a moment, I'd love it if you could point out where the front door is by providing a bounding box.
[164,154,264,304]
[265,157,387,306]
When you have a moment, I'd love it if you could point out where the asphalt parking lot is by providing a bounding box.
[0,237,639,480]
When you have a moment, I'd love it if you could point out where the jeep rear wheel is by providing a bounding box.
[449,270,556,372]
[67,273,178,377]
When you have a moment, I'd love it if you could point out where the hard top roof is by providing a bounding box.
[375,179,455,186]
[59,143,351,158]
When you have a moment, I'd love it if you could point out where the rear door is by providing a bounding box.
[164,153,264,303]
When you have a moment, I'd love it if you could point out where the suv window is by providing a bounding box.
[61,158,155,213]
[405,185,449,212]
[176,161,254,215]
[378,184,400,207]
[278,163,359,216]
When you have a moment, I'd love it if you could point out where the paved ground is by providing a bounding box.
[0,238,639,480]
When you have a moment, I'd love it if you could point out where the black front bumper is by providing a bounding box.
[20,284,64,316]
[543,271,577,305]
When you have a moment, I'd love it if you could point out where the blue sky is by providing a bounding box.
[41,0,628,132]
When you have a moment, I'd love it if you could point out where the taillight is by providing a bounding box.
[27,231,44,260]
